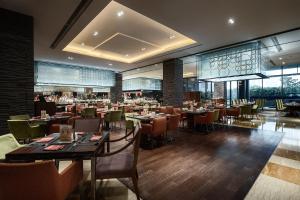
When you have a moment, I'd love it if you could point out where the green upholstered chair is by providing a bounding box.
[7,120,44,142]
[240,105,252,119]
[104,110,122,129]
[255,99,265,111]
[0,134,23,160]
[9,114,30,120]
[275,99,286,111]
[124,113,139,140]
[251,105,259,118]
[81,108,96,118]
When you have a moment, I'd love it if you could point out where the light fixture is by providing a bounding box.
[81,42,85,46]
[67,56,74,60]
[228,17,235,25]
[279,57,282,60]
[117,10,124,17]
[141,48,146,51]
[169,35,176,39]
[109,63,113,66]
[282,61,286,65]
[93,31,99,36]
[125,54,129,57]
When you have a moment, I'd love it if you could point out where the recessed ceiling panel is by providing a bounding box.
[63,0,196,63]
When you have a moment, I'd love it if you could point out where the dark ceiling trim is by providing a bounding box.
[50,0,93,49]
[121,26,300,73]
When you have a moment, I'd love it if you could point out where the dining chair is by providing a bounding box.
[0,160,83,200]
[74,118,101,132]
[67,116,82,127]
[104,110,122,129]
[81,107,97,118]
[0,133,23,160]
[7,120,45,143]
[9,114,30,120]
[193,111,215,132]
[166,114,181,141]
[95,124,141,200]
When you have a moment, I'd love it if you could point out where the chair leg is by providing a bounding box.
[132,172,140,200]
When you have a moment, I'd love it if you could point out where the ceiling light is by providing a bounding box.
[282,61,286,65]
[117,11,124,17]
[141,48,146,51]
[228,18,235,25]
[169,35,176,39]
[109,63,112,66]
[81,42,85,46]
[137,68,140,71]
[93,31,99,36]
[67,56,74,60]
[279,57,282,60]
[125,54,129,57]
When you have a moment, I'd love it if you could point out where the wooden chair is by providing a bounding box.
[95,124,141,199]
[0,160,83,200]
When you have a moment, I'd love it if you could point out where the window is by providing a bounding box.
[249,79,262,100]
[263,77,282,107]
[282,75,300,100]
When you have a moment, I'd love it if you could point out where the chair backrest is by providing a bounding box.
[167,114,181,131]
[81,108,96,118]
[213,109,220,122]
[133,123,142,167]
[173,108,182,115]
[74,118,101,132]
[0,161,61,200]
[240,105,252,114]
[206,111,215,123]
[166,106,174,114]
[152,117,167,136]
[9,114,30,120]
[159,107,167,114]
[109,110,122,122]
[0,134,22,160]
[7,120,30,140]
[67,116,82,127]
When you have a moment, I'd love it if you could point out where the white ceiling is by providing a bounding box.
[1,0,300,72]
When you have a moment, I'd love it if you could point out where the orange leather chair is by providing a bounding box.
[166,106,174,114]
[141,117,167,138]
[167,114,181,131]
[194,111,215,132]
[226,107,240,120]
[0,160,83,200]
[49,124,61,134]
[159,107,167,114]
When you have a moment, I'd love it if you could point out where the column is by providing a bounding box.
[163,58,183,106]
[0,8,34,133]
[110,73,123,103]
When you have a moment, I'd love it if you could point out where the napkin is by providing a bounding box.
[44,145,64,151]
[90,135,102,141]
[36,137,53,143]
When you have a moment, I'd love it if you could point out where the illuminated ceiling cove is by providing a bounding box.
[63,1,196,64]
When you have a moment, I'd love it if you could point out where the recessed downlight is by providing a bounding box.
[67,56,74,60]
[169,35,176,39]
[141,48,146,51]
[109,63,113,66]
[93,31,99,36]
[279,57,282,60]
[117,10,124,17]
[228,17,235,25]
[125,54,129,57]
[282,61,286,65]
[81,42,85,46]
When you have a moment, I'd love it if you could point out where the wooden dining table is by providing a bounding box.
[5,131,109,200]
[181,110,208,129]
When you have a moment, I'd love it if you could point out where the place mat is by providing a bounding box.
[36,137,54,143]
[44,145,64,151]
[90,135,102,141]
[76,132,85,135]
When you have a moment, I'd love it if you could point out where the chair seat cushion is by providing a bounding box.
[96,153,134,179]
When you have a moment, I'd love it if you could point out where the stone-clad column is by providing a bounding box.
[110,73,123,103]
[163,58,183,106]
[0,8,34,133]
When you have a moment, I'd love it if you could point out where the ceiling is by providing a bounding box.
[1,0,300,72]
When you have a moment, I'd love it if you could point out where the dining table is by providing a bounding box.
[181,109,208,129]
[5,131,109,200]
[29,115,71,134]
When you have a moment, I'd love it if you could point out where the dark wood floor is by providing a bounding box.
[118,126,283,200]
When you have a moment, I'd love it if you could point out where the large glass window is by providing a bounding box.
[231,81,238,100]
[249,79,263,100]
[282,75,300,100]
[263,77,282,107]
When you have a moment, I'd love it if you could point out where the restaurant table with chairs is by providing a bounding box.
[5,130,109,200]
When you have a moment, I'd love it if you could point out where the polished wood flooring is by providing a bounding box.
[118,126,283,200]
